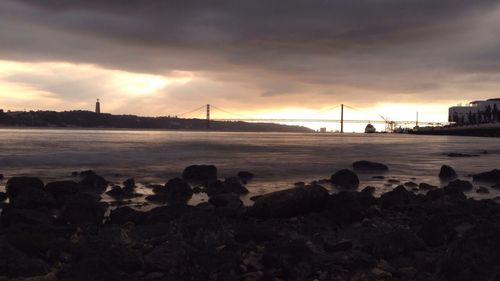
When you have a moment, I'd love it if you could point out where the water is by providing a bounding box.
[0,128,499,204]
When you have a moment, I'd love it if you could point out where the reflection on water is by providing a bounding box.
[0,128,499,200]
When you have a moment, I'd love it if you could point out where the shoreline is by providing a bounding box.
[0,164,499,280]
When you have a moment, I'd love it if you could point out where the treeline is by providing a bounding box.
[451,104,500,125]
[0,110,313,133]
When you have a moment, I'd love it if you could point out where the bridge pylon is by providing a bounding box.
[206,104,210,129]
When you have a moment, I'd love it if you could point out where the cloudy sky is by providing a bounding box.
[1,0,500,128]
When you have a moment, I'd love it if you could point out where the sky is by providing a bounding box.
[1,0,500,131]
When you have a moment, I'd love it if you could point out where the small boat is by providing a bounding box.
[365,123,376,133]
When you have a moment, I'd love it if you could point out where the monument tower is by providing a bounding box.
[95,99,101,114]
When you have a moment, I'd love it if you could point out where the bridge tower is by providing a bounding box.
[340,104,344,133]
[206,104,210,129]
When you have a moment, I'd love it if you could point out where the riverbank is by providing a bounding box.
[1,163,500,281]
[415,123,500,137]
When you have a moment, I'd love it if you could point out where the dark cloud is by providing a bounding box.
[1,0,500,110]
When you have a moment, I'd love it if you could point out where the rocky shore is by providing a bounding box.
[0,163,500,281]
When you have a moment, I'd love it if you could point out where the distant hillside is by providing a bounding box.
[0,110,313,133]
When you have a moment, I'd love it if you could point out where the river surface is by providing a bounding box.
[0,128,499,204]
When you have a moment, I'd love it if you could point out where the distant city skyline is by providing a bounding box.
[2,1,500,130]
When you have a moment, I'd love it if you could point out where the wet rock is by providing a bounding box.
[0,192,6,202]
[164,178,193,204]
[472,169,500,183]
[234,223,276,243]
[123,178,135,190]
[439,165,458,180]
[44,180,80,206]
[330,169,360,188]
[250,185,329,218]
[419,183,437,190]
[79,172,108,193]
[145,194,168,203]
[404,181,418,188]
[106,186,138,200]
[294,181,305,187]
[476,186,490,194]
[372,175,385,179]
[182,164,217,182]
[324,240,353,252]
[492,183,500,189]
[445,179,473,192]
[59,193,107,224]
[109,206,146,224]
[447,152,479,157]
[143,205,196,225]
[205,179,225,196]
[387,179,400,184]
[0,241,49,278]
[144,241,195,273]
[418,214,457,247]
[249,195,263,201]
[378,185,414,209]
[208,193,243,208]
[223,177,249,194]
[0,207,55,226]
[238,171,255,183]
[71,171,79,176]
[352,161,389,171]
[367,228,425,259]
[0,174,3,180]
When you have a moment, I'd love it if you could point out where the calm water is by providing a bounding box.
[0,128,499,203]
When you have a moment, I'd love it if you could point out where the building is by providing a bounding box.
[449,98,500,124]
[95,99,101,114]
[319,127,327,133]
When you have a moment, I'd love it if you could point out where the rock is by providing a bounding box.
[445,179,473,192]
[325,191,376,223]
[79,172,108,193]
[472,169,500,183]
[0,207,55,226]
[164,178,193,204]
[419,183,437,190]
[109,206,146,224]
[238,171,255,183]
[476,186,490,194]
[0,174,4,180]
[145,194,168,203]
[123,178,135,190]
[387,179,400,184]
[250,185,329,218]
[378,185,414,209]
[447,152,479,157]
[418,214,457,247]
[361,186,376,194]
[0,241,49,278]
[492,183,500,189]
[59,193,107,224]
[439,165,458,180]
[44,180,80,206]
[209,193,243,208]
[352,161,389,171]
[404,181,418,188]
[249,195,263,201]
[182,165,217,182]
[5,177,44,196]
[439,222,500,281]
[205,180,225,196]
[6,178,56,209]
[0,192,6,202]
[223,177,249,194]
[324,240,353,252]
[71,171,79,176]
[372,175,385,179]
[330,169,360,188]
[234,223,276,243]
[294,181,305,187]
[144,241,195,273]
[368,228,425,259]
[106,186,137,199]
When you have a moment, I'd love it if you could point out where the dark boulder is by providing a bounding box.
[44,180,80,206]
[447,152,478,157]
[79,172,108,193]
[418,214,457,247]
[352,161,389,172]
[123,178,135,190]
[0,207,55,226]
[105,186,137,199]
[205,180,225,196]
[182,165,217,182]
[0,192,6,202]
[367,228,424,259]
[361,186,376,194]
[404,181,418,188]
[476,186,490,194]
[472,169,500,183]
[237,171,255,183]
[419,183,437,190]
[145,193,168,203]
[208,193,243,208]
[378,185,415,209]
[445,179,473,192]
[163,177,193,204]
[223,177,249,194]
[6,177,44,196]
[144,241,195,272]
[59,193,107,224]
[250,185,329,218]
[0,174,4,180]
[330,169,360,188]
[143,205,196,224]
[439,165,458,180]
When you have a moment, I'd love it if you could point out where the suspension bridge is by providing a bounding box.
[172,104,448,132]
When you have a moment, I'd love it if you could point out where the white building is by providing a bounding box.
[449,98,500,123]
